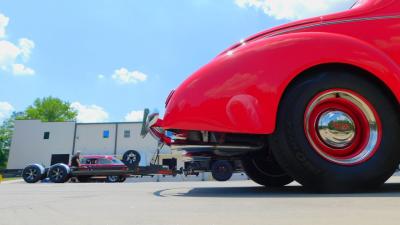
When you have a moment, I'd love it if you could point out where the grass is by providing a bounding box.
[1,177,21,182]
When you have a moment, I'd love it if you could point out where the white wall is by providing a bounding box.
[7,120,75,169]
[74,123,116,155]
[7,120,174,169]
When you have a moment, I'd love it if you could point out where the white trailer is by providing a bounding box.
[7,120,179,170]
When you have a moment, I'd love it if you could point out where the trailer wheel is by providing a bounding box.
[22,164,45,183]
[122,150,141,169]
[211,160,233,181]
[242,151,293,187]
[48,164,71,183]
[271,70,400,192]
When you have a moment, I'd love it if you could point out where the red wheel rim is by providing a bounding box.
[304,89,382,166]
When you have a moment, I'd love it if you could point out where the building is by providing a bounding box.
[7,120,178,169]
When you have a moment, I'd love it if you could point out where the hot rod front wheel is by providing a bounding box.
[270,70,400,192]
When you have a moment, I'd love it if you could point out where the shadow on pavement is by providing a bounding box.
[154,183,400,198]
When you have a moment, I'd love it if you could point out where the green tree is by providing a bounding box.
[21,97,77,122]
[0,112,24,169]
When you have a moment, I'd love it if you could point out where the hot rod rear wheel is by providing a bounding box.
[241,150,293,187]
[270,70,400,192]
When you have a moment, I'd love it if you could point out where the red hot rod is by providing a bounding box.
[143,0,400,192]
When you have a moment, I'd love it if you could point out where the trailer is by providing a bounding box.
[21,149,182,184]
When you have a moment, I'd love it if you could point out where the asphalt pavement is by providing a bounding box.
[1,175,400,225]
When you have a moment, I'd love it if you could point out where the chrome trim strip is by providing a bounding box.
[265,15,400,38]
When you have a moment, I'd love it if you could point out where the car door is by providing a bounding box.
[96,158,126,171]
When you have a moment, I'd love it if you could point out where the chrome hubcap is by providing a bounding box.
[317,110,356,148]
[304,89,381,165]
[26,169,37,181]
[128,153,136,163]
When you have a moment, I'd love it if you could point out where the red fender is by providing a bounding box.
[162,31,400,134]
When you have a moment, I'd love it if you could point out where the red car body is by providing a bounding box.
[153,0,400,136]
[142,0,400,191]
[73,155,129,175]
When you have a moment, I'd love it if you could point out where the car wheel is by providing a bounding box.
[106,175,119,183]
[118,176,126,183]
[48,164,71,183]
[241,150,293,187]
[270,70,400,192]
[211,160,233,181]
[22,164,45,183]
[122,150,141,169]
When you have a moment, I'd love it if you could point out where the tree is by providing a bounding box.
[0,112,24,169]
[21,97,77,122]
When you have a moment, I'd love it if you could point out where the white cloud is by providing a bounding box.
[12,63,35,76]
[97,74,105,79]
[235,0,354,20]
[71,102,109,123]
[124,110,144,122]
[0,13,35,76]
[111,68,147,84]
[18,38,35,62]
[0,101,14,122]
[0,40,20,68]
[0,14,9,39]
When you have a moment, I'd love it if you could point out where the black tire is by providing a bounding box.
[77,176,91,183]
[242,150,293,187]
[48,164,71,183]
[271,70,400,192]
[22,164,45,183]
[118,176,126,183]
[122,150,141,169]
[211,160,233,181]
[106,175,120,183]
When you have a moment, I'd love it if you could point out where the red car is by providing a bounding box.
[73,155,130,183]
[143,0,400,192]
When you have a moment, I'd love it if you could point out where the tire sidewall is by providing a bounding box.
[272,71,400,191]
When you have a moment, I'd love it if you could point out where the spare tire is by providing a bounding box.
[211,160,233,182]
[122,150,141,169]
[22,164,45,183]
[48,164,71,183]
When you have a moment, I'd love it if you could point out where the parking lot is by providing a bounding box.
[1,175,400,225]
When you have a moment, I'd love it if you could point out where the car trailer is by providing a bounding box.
[21,149,182,184]
[22,162,182,184]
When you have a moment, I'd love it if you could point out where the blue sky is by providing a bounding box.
[0,0,353,122]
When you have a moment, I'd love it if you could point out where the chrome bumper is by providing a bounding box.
[140,108,171,145]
